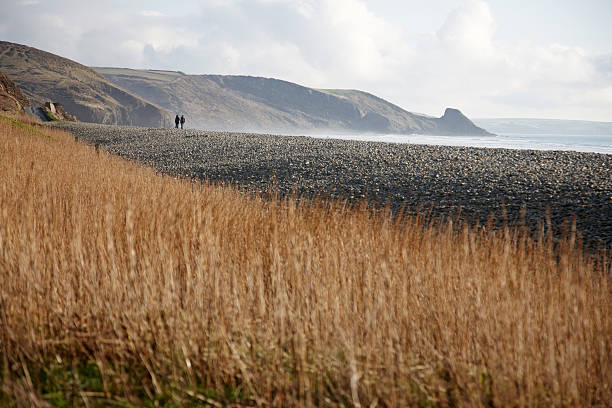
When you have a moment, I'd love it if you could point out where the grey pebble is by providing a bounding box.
[56,122,612,250]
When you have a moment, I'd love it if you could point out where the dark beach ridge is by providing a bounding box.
[56,123,612,250]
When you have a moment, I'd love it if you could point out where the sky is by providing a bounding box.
[1,0,611,121]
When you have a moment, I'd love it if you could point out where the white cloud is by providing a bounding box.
[437,0,496,57]
[139,10,164,17]
[1,0,610,120]
[387,0,612,120]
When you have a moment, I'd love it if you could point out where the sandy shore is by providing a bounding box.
[56,122,612,249]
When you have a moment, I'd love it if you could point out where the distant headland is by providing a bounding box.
[0,40,490,136]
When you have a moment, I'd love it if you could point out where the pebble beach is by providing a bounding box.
[56,123,612,249]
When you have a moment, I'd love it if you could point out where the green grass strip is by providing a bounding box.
[0,114,54,141]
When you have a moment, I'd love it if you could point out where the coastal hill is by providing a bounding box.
[0,40,489,135]
[0,41,169,127]
[95,67,491,135]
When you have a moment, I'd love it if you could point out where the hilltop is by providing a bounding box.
[95,67,491,135]
[0,41,169,127]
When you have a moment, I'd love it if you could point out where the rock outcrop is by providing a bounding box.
[0,71,30,111]
[434,108,491,136]
[40,101,77,122]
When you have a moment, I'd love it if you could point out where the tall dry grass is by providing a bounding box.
[0,116,610,407]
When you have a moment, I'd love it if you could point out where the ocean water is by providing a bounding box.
[308,133,612,155]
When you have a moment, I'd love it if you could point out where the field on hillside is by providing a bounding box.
[93,67,185,82]
[0,115,610,407]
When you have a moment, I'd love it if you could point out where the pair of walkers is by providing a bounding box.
[175,114,185,129]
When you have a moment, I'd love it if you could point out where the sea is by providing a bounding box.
[308,133,612,155]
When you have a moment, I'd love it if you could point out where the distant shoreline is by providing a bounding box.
[56,122,612,249]
[473,117,612,137]
[305,132,612,155]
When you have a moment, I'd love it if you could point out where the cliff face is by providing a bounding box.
[0,71,30,111]
[96,67,492,136]
[0,41,170,127]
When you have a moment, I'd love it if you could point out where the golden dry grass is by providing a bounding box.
[0,116,610,407]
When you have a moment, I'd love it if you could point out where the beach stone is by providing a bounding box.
[55,122,612,250]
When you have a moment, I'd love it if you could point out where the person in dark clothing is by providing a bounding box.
[175,114,180,128]
[180,115,185,129]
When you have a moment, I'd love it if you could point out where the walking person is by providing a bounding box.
[175,114,180,129]
[180,115,185,129]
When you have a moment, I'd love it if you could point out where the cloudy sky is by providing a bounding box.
[2,0,611,121]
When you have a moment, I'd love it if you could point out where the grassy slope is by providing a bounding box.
[0,42,170,127]
[0,116,610,407]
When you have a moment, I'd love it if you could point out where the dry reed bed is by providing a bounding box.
[0,116,610,407]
